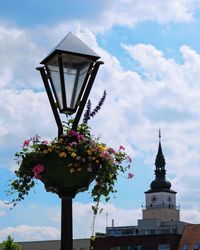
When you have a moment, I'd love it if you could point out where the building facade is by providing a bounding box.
[0,238,90,250]
[92,133,188,250]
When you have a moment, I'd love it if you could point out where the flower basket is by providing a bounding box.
[8,120,133,211]
[33,152,98,198]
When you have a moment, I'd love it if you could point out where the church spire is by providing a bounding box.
[155,129,166,172]
[150,130,171,191]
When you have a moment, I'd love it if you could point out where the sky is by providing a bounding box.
[1,0,200,242]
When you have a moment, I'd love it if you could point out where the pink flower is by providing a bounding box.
[119,145,125,150]
[108,147,115,154]
[127,173,134,179]
[69,130,78,136]
[23,140,30,148]
[76,156,81,161]
[70,142,77,147]
[77,134,84,141]
[32,164,45,179]
[42,140,49,145]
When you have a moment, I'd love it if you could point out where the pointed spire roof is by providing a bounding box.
[148,130,173,192]
[155,130,166,170]
[41,32,100,64]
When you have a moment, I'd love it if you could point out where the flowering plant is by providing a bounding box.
[7,91,133,213]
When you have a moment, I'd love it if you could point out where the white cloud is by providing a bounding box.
[0,200,10,217]
[66,0,200,31]
[181,208,200,223]
[0,89,56,151]
[0,225,60,242]
[1,23,200,202]
[48,202,141,238]
[1,19,200,236]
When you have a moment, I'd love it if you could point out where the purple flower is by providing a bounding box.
[127,173,134,179]
[83,99,91,124]
[89,90,107,118]
[32,134,40,143]
[127,156,132,162]
[83,90,107,123]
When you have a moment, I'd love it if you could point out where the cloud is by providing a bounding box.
[48,202,141,238]
[65,0,200,32]
[0,200,10,217]
[1,23,200,203]
[0,225,60,242]
[1,19,200,236]
[181,208,200,223]
[7,201,199,241]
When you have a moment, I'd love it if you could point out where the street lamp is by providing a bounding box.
[36,32,103,250]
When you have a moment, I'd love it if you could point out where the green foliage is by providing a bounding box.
[1,236,21,250]
[7,119,133,214]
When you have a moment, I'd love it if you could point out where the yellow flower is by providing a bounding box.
[87,150,92,155]
[77,168,82,171]
[96,160,99,164]
[98,145,107,151]
[48,148,52,152]
[67,146,72,151]
[43,150,48,154]
[71,152,77,158]
[59,152,66,157]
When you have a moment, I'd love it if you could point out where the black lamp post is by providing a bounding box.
[36,32,103,250]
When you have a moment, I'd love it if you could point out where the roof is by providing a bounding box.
[41,32,100,64]
[178,224,200,250]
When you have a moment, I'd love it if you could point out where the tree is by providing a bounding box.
[1,235,21,250]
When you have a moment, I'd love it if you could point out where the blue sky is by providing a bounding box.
[1,0,200,242]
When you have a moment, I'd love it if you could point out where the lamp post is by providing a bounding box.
[36,32,103,250]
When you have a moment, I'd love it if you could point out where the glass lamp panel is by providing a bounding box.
[62,54,91,111]
[46,56,63,110]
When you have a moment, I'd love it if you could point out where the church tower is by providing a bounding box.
[143,131,180,222]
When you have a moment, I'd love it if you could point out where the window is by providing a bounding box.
[194,242,200,250]
[158,244,170,250]
[183,243,189,250]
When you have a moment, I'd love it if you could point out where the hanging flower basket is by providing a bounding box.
[7,92,133,213]
[23,151,99,198]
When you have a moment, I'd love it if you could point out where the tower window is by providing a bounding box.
[194,242,200,250]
